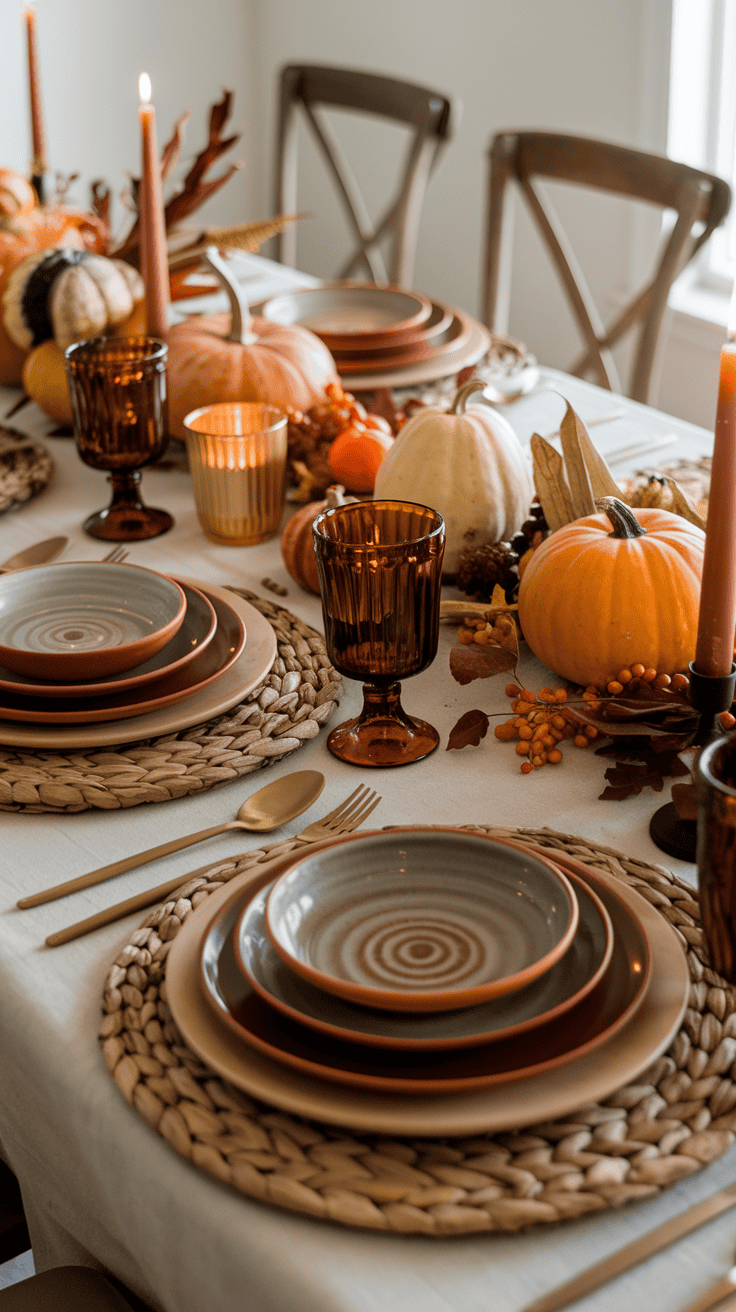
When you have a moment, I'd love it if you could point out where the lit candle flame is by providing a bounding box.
[138,72,152,105]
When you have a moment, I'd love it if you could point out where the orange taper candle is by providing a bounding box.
[694,291,736,678]
[24,5,46,178]
[138,73,170,340]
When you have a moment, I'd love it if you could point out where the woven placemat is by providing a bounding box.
[100,825,736,1236]
[0,424,54,513]
[0,589,340,814]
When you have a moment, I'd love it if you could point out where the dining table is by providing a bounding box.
[1,251,734,1312]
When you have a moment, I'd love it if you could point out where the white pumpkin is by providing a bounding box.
[373,378,534,575]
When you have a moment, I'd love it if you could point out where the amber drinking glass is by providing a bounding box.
[65,336,173,541]
[697,733,736,982]
[312,500,445,767]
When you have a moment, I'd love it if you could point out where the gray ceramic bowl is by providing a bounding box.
[265,827,579,1013]
[0,561,187,680]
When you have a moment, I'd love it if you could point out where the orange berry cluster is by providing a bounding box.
[495,684,598,774]
[580,664,689,710]
[458,614,516,652]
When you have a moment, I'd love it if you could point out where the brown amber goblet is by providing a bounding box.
[312,499,445,767]
[65,336,173,541]
[697,732,736,982]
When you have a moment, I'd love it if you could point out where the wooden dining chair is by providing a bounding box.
[274,63,461,287]
[483,130,731,404]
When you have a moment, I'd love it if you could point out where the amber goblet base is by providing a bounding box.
[82,471,174,541]
[326,681,439,768]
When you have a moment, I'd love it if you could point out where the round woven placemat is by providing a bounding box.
[0,423,53,513]
[100,825,736,1236]
[0,589,340,814]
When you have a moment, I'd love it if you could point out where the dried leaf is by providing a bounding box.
[449,643,516,684]
[558,402,596,518]
[671,781,698,820]
[90,179,110,228]
[161,110,194,185]
[531,433,574,531]
[599,761,665,800]
[446,709,490,750]
[665,477,707,532]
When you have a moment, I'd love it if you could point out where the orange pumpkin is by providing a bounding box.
[0,168,36,218]
[517,496,706,688]
[167,247,338,439]
[281,486,357,594]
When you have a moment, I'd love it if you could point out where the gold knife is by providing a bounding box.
[523,1182,736,1312]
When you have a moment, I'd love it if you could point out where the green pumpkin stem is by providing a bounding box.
[595,495,647,539]
[202,245,257,345]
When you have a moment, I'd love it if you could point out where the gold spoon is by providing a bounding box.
[0,536,68,574]
[17,769,326,909]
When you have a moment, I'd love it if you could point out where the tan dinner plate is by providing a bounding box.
[0,585,244,723]
[165,833,690,1135]
[0,582,276,749]
[338,311,491,390]
[331,308,472,374]
[0,581,217,699]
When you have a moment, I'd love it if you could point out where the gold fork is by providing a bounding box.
[44,786,382,947]
[101,545,129,563]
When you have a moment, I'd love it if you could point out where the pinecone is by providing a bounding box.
[455,540,520,603]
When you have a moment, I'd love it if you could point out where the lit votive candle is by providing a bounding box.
[183,402,288,545]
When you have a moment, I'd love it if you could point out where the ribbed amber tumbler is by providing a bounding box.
[65,336,172,541]
[183,402,288,546]
[313,500,445,767]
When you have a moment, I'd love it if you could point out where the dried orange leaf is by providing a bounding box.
[447,709,490,750]
[450,643,516,685]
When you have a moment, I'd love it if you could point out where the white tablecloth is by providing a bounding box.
[1,280,733,1311]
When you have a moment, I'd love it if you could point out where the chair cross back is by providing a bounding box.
[483,131,731,403]
[275,63,460,287]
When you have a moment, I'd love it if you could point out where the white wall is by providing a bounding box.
[2,0,719,429]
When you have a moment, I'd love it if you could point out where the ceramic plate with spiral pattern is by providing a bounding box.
[264,829,579,1012]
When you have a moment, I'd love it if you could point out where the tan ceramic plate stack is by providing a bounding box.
[165,826,691,1130]
[256,283,492,389]
[0,563,279,750]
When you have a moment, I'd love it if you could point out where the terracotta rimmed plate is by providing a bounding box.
[0,561,187,681]
[0,581,276,749]
[264,830,579,1012]
[339,312,491,390]
[200,872,641,1094]
[331,308,472,373]
[166,832,689,1132]
[0,585,245,724]
[0,581,217,699]
[234,865,612,1050]
[259,284,434,350]
[330,301,454,356]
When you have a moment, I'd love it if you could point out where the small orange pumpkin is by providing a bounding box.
[167,247,338,439]
[517,496,706,688]
[0,168,36,218]
[281,486,356,594]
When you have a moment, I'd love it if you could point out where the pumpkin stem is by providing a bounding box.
[450,378,487,414]
[596,495,647,539]
[202,245,257,345]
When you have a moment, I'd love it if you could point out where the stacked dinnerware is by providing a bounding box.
[257,284,492,387]
[0,560,248,729]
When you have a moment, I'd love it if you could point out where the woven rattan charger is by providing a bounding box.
[0,588,341,814]
[100,824,736,1237]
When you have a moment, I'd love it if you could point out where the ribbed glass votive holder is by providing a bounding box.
[183,402,288,546]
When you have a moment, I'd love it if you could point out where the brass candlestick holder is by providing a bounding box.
[649,662,736,861]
